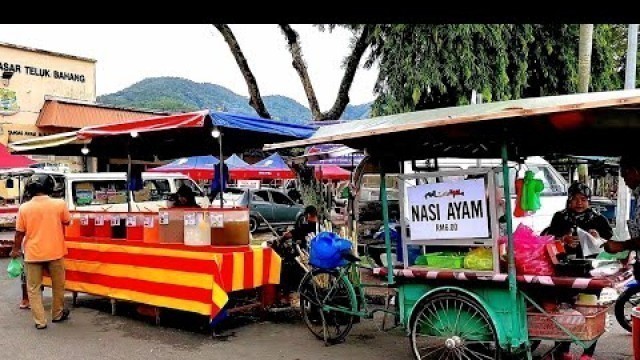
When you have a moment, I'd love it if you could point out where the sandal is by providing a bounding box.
[52,309,70,323]
[35,324,47,330]
[19,301,30,310]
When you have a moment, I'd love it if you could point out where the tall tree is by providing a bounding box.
[366,24,626,116]
[214,24,373,121]
[578,24,594,93]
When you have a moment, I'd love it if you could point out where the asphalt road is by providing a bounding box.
[0,256,634,360]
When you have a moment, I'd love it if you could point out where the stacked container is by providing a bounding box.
[65,213,82,238]
[126,214,144,241]
[184,211,211,246]
[157,209,184,244]
[208,208,250,246]
[110,213,128,240]
[94,213,112,239]
[143,213,160,243]
[79,213,95,238]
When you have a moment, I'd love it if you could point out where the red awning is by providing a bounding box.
[314,165,351,181]
[0,144,35,169]
[78,110,208,138]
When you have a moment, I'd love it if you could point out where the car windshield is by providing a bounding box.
[213,188,247,205]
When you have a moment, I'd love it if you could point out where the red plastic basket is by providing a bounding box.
[527,304,608,341]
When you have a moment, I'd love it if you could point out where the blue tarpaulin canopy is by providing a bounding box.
[13,110,316,161]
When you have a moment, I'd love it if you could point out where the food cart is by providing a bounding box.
[9,109,317,333]
[265,89,640,359]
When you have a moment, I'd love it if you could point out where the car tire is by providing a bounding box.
[249,216,259,233]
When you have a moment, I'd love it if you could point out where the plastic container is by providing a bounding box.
[79,213,95,238]
[424,252,466,269]
[94,213,112,239]
[143,214,159,243]
[633,306,640,360]
[65,213,82,238]
[184,211,211,246]
[207,208,250,246]
[126,214,144,241]
[110,213,127,240]
[158,209,184,244]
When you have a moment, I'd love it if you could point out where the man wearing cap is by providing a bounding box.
[606,155,640,253]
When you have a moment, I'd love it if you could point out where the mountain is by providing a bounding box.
[97,77,371,124]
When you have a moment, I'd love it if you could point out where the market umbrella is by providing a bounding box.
[231,152,295,180]
[147,155,219,181]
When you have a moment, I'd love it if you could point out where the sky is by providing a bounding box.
[0,24,379,109]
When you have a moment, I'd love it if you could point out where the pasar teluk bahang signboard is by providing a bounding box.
[407,178,489,240]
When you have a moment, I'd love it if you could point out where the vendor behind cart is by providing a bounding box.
[543,182,613,258]
[541,182,612,360]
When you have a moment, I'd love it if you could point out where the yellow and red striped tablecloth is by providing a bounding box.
[44,238,281,320]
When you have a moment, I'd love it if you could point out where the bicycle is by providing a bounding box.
[297,250,399,346]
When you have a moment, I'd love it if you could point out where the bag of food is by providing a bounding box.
[512,224,555,276]
[7,258,23,279]
[464,247,493,270]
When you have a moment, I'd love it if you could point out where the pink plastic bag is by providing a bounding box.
[509,224,555,276]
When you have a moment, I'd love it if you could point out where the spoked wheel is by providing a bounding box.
[615,286,640,333]
[298,269,356,345]
[409,292,500,360]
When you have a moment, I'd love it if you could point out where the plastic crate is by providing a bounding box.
[424,252,466,269]
[527,304,608,341]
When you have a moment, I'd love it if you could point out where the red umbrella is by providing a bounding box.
[314,165,351,181]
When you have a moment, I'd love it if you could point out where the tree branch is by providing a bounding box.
[213,24,271,119]
[324,25,372,120]
[278,24,322,119]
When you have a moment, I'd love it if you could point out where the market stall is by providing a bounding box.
[266,89,640,359]
[12,109,315,330]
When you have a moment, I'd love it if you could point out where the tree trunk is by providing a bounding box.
[578,24,594,93]
[279,24,322,119]
[279,25,373,121]
[212,24,271,119]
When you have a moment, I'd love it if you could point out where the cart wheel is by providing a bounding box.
[409,291,500,360]
[615,285,640,333]
[299,269,355,344]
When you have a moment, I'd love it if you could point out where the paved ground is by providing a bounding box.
[0,240,634,359]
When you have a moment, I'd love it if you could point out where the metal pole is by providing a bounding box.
[380,162,394,285]
[219,135,224,208]
[501,143,517,331]
[617,24,638,240]
[127,153,132,212]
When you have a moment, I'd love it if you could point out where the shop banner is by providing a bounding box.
[406,178,489,240]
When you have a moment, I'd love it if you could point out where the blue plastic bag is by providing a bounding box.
[7,258,23,279]
[309,231,353,270]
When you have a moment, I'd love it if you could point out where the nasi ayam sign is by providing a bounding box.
[407,178,489,240]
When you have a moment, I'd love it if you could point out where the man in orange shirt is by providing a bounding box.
[10,174,71,330]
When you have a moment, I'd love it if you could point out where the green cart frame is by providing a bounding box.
[266,90,640,359]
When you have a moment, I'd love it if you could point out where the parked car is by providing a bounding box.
[211,187,305,233]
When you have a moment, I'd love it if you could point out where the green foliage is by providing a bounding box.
[98,77,372,123]
[364,24,627,116]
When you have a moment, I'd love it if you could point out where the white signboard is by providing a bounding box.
[237,180,261,189]
[407,178,489,240]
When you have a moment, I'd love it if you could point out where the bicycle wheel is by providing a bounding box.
[299,269,356,344]
[409,291,500,360]
[615,285,640,333]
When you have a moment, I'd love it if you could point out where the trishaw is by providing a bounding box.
[266,89,640,359]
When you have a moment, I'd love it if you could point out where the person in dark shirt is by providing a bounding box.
[272,205,318,306]
[543,182,613,258]
[169,185,200,208]
[542,183,611,360]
